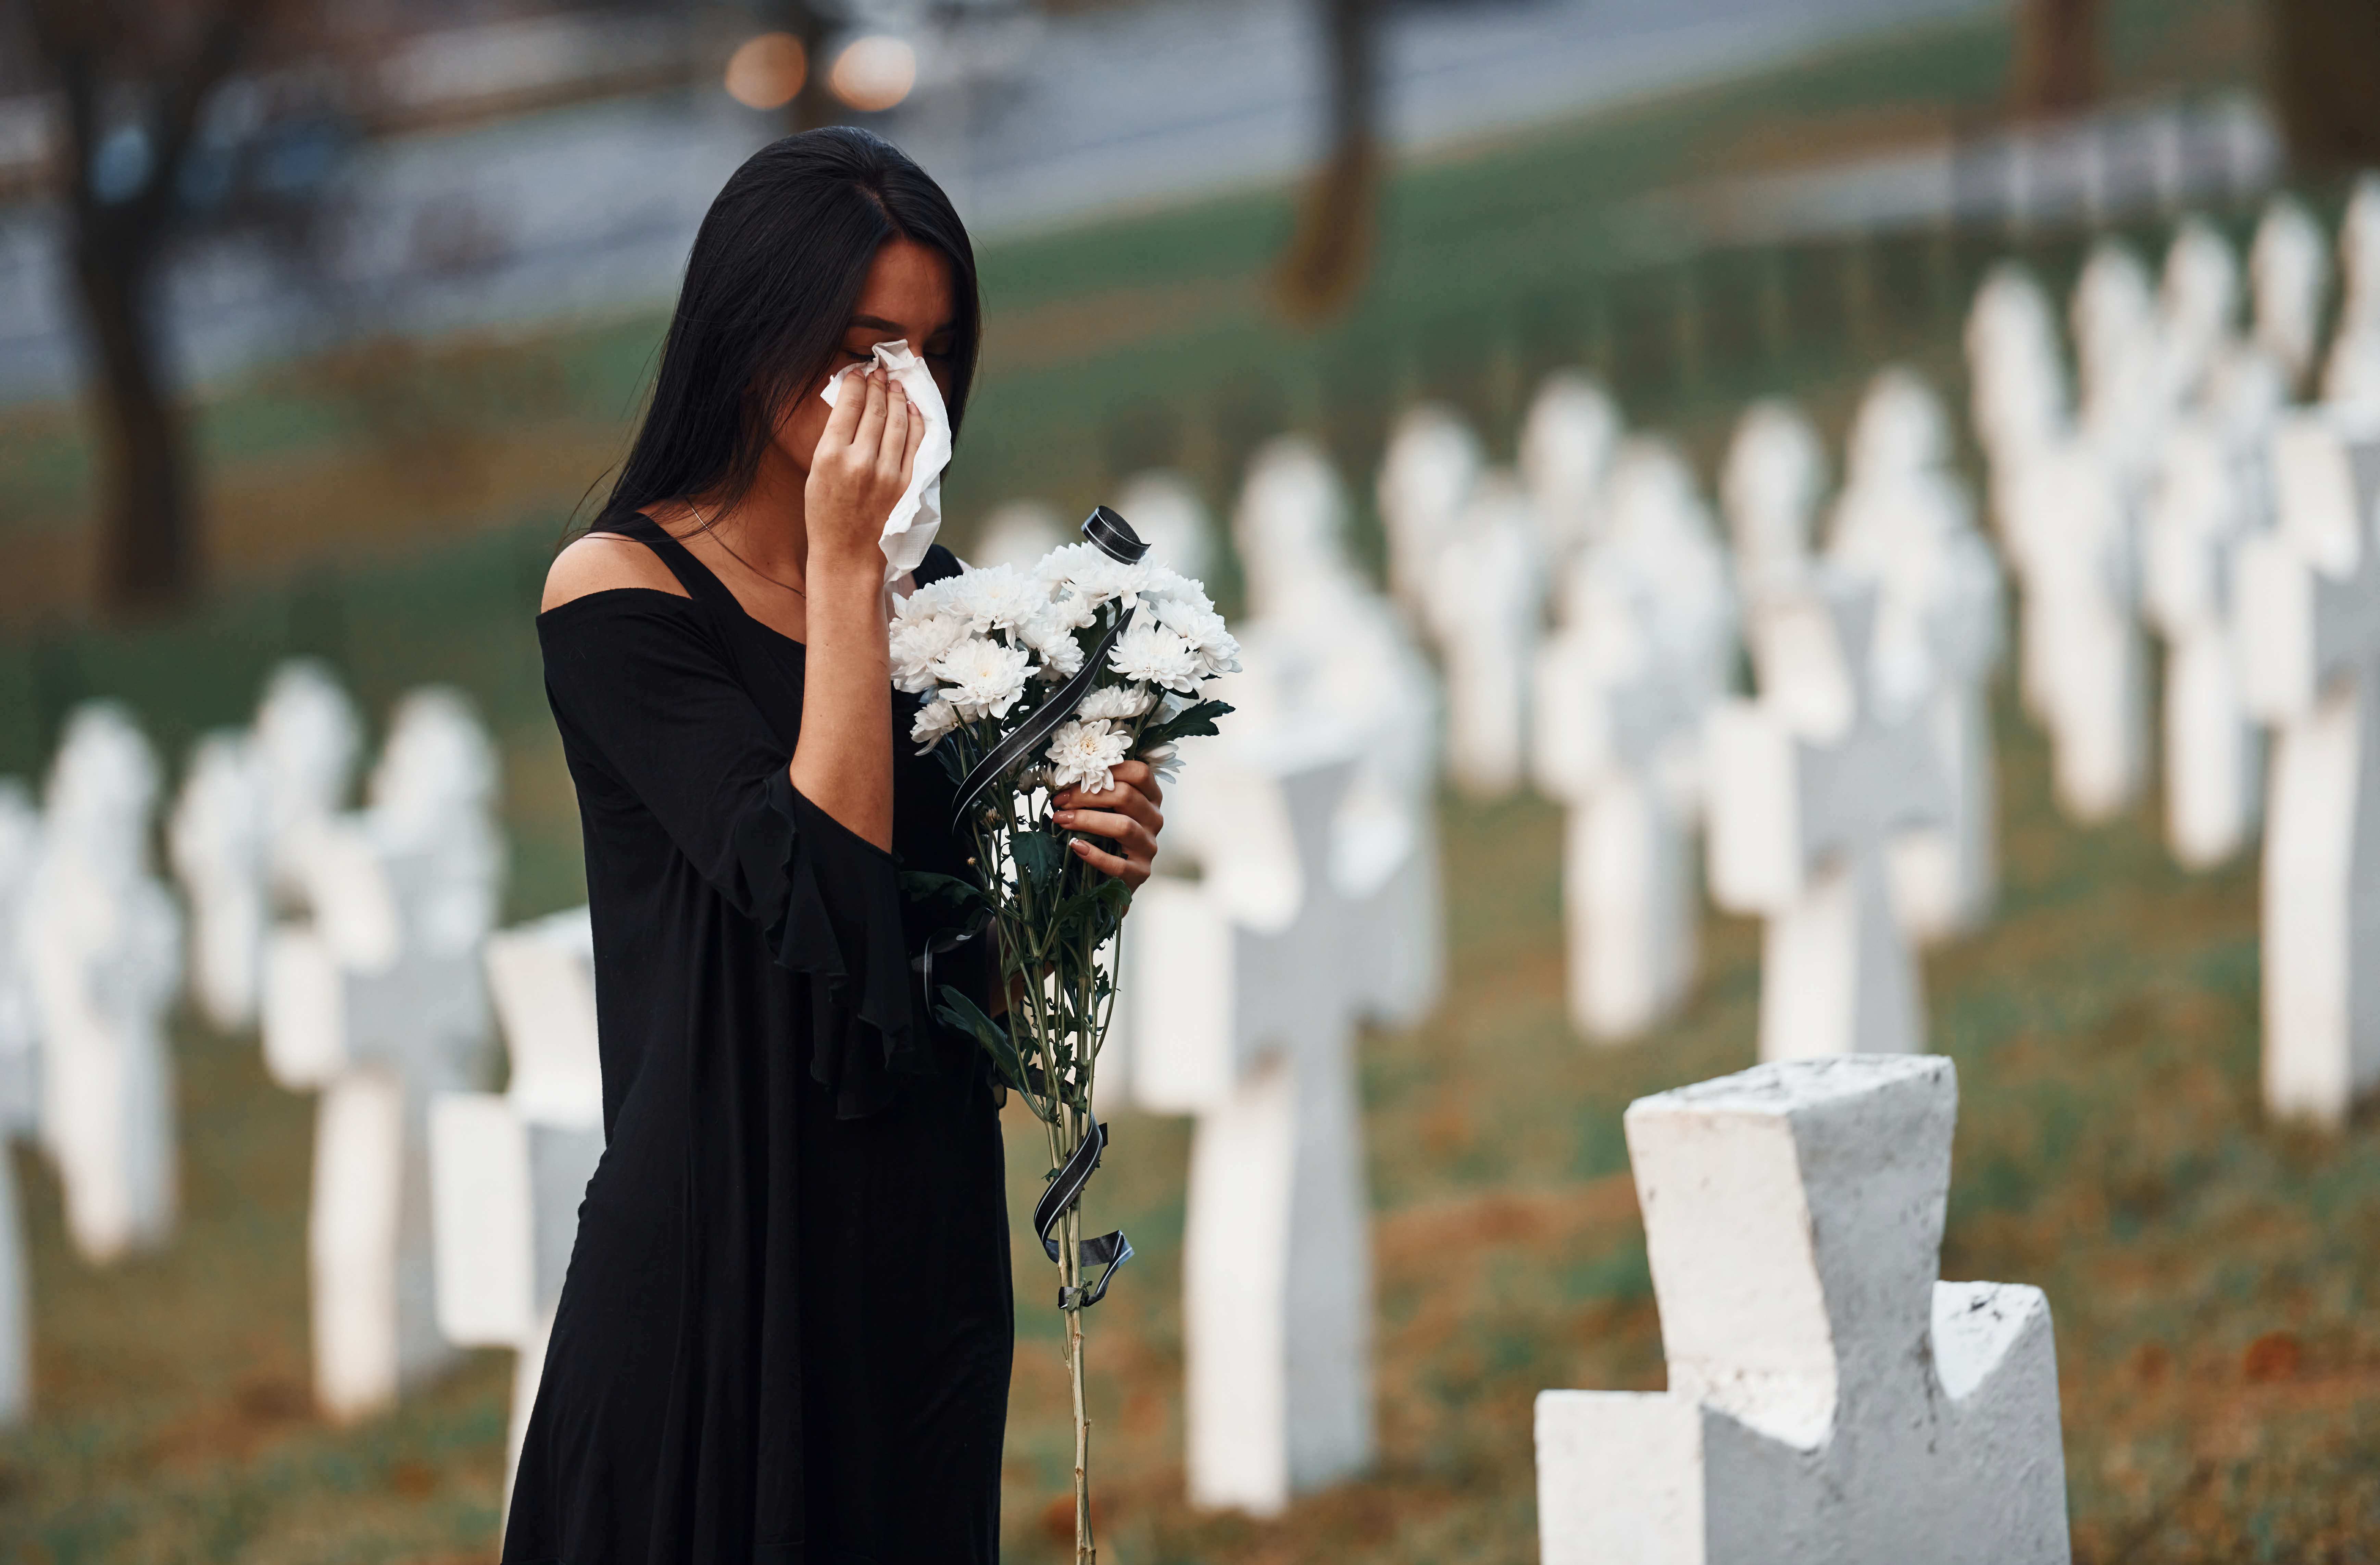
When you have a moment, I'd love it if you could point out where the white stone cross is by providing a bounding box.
[1520,370,1623,567]
[1125,745,1374,1517]
[1826,368,2006,938]
[1424,468,1543,800]
[168,729,271,1032]
[2142,364,2281,870]
[21,701,183,1266]
[2253,193,2331,390]
[431,904,603,1518]
[2235,411,2380,1125]
[1115,469,1217,586]
[1228,436,1444,1027]
[1706,583,1947,1061]
[0,780,43,1428]
[2072,238,2165,486]
[2322,175,2380,414]
[1535,1055,2071,1565]
[262,686,502,1420]
[253,658,364,905]
[1376,402,1481,622]
[1536,437,1736,1040]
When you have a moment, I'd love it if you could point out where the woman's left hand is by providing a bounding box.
[1054,759,1164,890]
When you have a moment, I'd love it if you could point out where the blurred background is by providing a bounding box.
[0,0,2376,1559]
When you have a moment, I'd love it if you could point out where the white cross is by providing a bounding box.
[2236,411,2380,1125]
[0,779,44,1428]
[1707,583,1947,1061]
[1125,745,1375,1517]
[1425,469,1543,801]
[261,687,501,1421]
[431,904,603,1521]
[1827,368,2007,938]
[1535,1055,2071,1565]
[21,702,182,1266]
[168,730,271,1032]
[1537,438,1735,1041]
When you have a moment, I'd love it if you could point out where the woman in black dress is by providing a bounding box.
[510,129,1166,1564]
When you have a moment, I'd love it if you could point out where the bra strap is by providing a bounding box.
[603,513,740,610]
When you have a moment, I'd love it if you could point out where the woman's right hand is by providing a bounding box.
[806,365,925,574]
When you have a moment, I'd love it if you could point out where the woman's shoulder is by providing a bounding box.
[543,529,691,612]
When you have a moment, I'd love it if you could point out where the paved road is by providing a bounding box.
[0,0,1992,405]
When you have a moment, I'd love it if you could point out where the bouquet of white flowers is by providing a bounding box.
[897,505,1237,1564]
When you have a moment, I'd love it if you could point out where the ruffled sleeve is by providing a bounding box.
[539,591,932,1113]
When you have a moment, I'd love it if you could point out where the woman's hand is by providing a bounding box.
[1054,759,1165,890]
[805,364,925,573]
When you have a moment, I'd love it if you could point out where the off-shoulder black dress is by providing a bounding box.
[504,517,1010,1565]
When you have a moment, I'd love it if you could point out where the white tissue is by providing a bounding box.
[819,339,953,586]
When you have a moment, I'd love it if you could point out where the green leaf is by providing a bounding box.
[899,869,990,910]
[936,984,1031,1094]
[1012,830,1066,896]
[1140,699,1236,747]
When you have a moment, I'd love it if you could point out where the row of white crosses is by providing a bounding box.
[966,451,1442,1515]
[1969,177,2380,1127]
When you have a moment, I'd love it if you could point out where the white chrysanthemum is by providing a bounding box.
[948,563,1046,632]
[910,696,961,753]
[1152,570,1216,614]
[1041,544,1155,611]
[890,611,969,694]
[1138,738,1183,785]
[1107,621,1202,692]
[933,637,1034,720]
[1019,604,1087,681]
[1047,718,1132,796]
[1075,683,1154,722]
[1154,597,1242,677]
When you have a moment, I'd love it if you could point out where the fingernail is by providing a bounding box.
[1072,840,1091,855]
[1055,810,1074,823]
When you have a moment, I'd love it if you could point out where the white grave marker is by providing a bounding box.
[432,905,603,1514]
[2253,192,2330,389]
[253,658,363,903]
[1826,369,2006,937]
[169,730,270,1031]
[1535,1055,2070,1565]
[2236,411,2380,1125]
[1520,370,1623,565]
[0,780,42,1426]
[2322,175,2380,414]
[1425,468,1543,800]
[1377,403,1480,621]
[263,687,502,1419]
[1128,750,1374,1516]
[21,703,181,1264]
[1537,437,1736,1039]
[1115,470,1216,585]
[1706,586,1947,1061]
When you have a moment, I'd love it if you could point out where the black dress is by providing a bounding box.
[504,516,1012,1565]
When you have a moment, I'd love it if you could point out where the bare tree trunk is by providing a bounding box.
[2271,0,2380,169]
[27,0,251,614]
[73,236,193,609]
[1277,0,1378,318]
[2014,0,2099,121]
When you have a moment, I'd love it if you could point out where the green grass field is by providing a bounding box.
[6,0,2376,1558]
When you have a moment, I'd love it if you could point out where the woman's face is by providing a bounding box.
[773,235,958,477]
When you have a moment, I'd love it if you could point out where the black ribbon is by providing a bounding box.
[948,506,1153,832]
[1034,1121,1135,1310]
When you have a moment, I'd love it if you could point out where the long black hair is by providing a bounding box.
[590,127,981,533]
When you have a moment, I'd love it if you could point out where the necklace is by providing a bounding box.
[687,503,805,597]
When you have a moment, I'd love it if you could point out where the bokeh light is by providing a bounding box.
[723,32,806,112]
[829,36,917,114]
